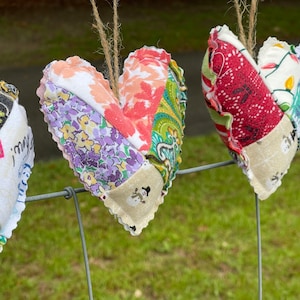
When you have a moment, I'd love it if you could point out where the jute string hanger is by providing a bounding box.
[89,0,259,95]
[232,0,259,58]
[90,0,121,100]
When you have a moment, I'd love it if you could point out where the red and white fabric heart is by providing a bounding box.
[37,46,187,235]
[202,25,300,200]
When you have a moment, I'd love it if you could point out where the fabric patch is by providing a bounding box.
[258,38,300,148]
[41,85,144,193]
[104,161,164,235]
[233,115,297,199]
[146,60,187,191]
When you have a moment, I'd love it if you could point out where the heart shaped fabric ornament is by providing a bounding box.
[37,46,187,235]
[201,25,298,200]
[0,81,34,252]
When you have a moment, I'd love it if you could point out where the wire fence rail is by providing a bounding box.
[25,159,263,300]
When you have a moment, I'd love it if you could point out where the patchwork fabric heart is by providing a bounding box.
[258,38,300,147]
[0,81,34,252]
[37,46,187,235]
[201,25,298,200]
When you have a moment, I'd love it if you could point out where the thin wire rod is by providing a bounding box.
[64,187,94,300]
[26,187,86,202]
[176,160,235,175]
[255,193,263,300]
[25,160,235,202]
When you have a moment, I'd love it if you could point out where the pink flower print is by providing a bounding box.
[52,56,89,79]
[104,103,136,138]
[132,47,171,66]
[133,82,164,115]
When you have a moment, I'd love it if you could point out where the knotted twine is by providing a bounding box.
[232,0,259,58]
[90,0,121,99]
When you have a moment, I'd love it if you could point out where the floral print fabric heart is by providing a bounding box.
[37,46,187,234]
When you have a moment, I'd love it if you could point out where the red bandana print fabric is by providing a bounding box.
[202,26,283,154]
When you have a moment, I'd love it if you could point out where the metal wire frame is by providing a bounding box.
[25,159,262,300]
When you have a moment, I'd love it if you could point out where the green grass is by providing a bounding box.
[1,1,300,68]
[2,134,300,299]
